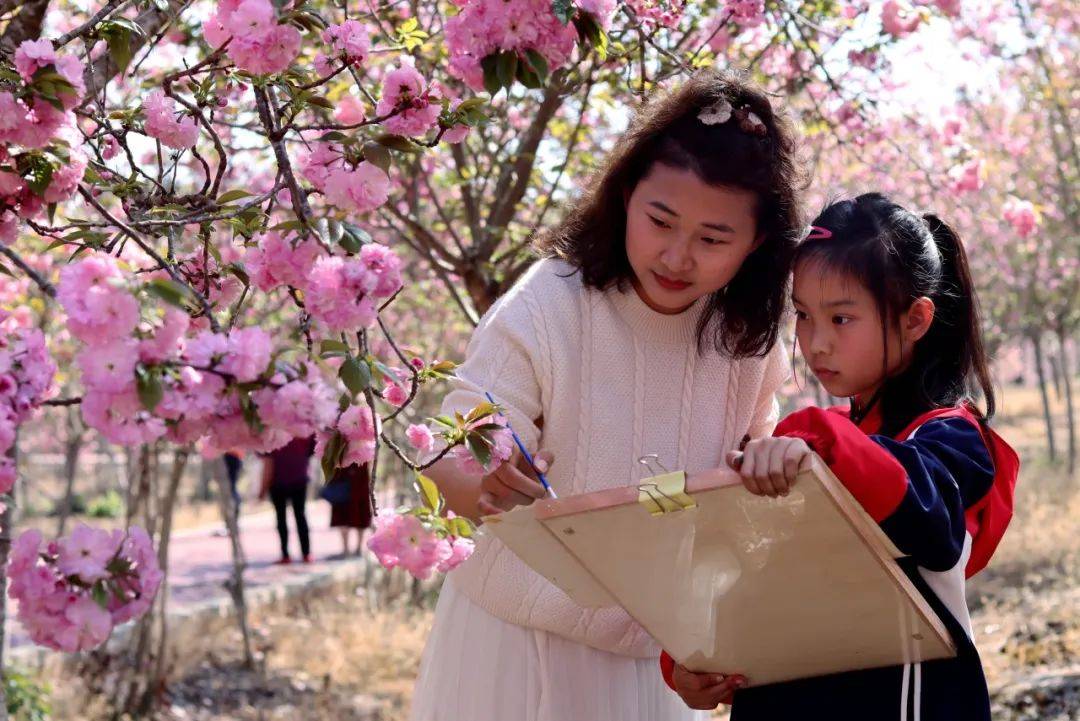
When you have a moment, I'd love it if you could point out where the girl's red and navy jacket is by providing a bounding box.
[660,402,1019,721]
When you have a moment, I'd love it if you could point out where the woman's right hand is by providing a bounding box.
[477,450,554,516]
[670,663,746,710]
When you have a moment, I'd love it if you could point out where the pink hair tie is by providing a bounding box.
[806,225,833,240]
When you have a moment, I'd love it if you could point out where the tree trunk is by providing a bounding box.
[1057,328,1076,474]
[1031,332,1057,461]
[56,405,85,536]
[214,458,255,669]
[1049,351,1063,400]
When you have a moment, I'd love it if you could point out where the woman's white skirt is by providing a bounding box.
[410,578,706,721]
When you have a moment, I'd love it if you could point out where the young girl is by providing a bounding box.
[410,69,808,721]
[662,193,1019,720]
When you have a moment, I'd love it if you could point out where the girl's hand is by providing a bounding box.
[671,663,746,710]
[477,450,554,516]
[726,436,813,498]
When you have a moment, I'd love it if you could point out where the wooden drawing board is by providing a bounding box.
[482,456,955,686]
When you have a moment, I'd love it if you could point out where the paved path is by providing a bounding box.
[7,502,368,649]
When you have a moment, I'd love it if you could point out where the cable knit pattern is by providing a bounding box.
[440,258,789,658]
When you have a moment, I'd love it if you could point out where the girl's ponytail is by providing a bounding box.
[921,213,995,420]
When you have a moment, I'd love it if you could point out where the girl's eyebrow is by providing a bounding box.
[647,201,735,233]
[790,295,856,308]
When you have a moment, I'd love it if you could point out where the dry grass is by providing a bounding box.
[259,593,433,721]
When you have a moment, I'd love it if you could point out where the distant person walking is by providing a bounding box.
[259,436,316,564]
[327,462,374,558]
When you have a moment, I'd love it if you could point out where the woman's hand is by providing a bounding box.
[671,663,746,710]
[477,450,554,516]
[726,436,813,498]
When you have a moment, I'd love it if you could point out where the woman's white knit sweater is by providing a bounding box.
[440,258,788,658]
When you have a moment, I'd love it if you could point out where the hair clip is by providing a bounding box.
[697,99,733,125]
[733,106,767,137]
[806,225,833,240]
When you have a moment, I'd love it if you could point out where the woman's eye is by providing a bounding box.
[794,310,808,321]
[648,215,671,229]
[833,316,852,326]
[701,236,728,246]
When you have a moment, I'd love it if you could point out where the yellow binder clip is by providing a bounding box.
[637,455,696,516]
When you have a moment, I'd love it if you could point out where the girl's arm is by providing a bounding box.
[775,407,996,573]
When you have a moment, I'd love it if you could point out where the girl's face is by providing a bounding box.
[625,164,762,314]
[792,260,934,402]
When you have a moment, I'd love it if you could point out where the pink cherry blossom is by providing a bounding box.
[244,231,322,291]
[444,0,577,91]
[366,511,451,580]
[948,157,983,194]
[881,0,922,37]
[1002,197,1038,238]
[406,423,435,453]
[220,326,272,382]
[9,524,162,653]
[334,95,367,125]
[436,534,475,572]
[14,40,86,108]
[77,339,138,394]
[323,162,392,214]
[204,0,300,75]
[56,524,120,582]
[383,381,408,407]
[57,253,140,343]
[143,90,198,149]
[377,60,442,137]
[253,374,337,437]
[304,255,380,332]
[322,20,371,65]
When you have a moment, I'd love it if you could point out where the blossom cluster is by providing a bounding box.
[8,524,163,652]
[203,0,302,75]
[0,313,56,498]
[367,510,474,580]
[1,40,88,245]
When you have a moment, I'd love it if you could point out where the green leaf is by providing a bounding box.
[481,54,502,95]
[524,49,550,82]
[320,339,350,355]
[145,278,191,308]
[339,355,371,395]
[91,583,111,610]
[552,0,575,24]
[450,516,474,538]
[103,25,133,74]
[306,95,335,110]
[217,188,253,204]
[135,365,163,411]
[225,262,249,286]
[464,401,497,423]
[414,473,443,514]
[320,430,346,480]
[432,415,458,429]
[496,51,518,91]
[362,142,393,173]
[375,133,423,154]
[465,433,492,468]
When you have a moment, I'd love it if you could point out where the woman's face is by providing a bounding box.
[625,163,762,314]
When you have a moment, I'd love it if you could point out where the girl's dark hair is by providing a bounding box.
[534,68,808,358]
[796,193,995,436]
